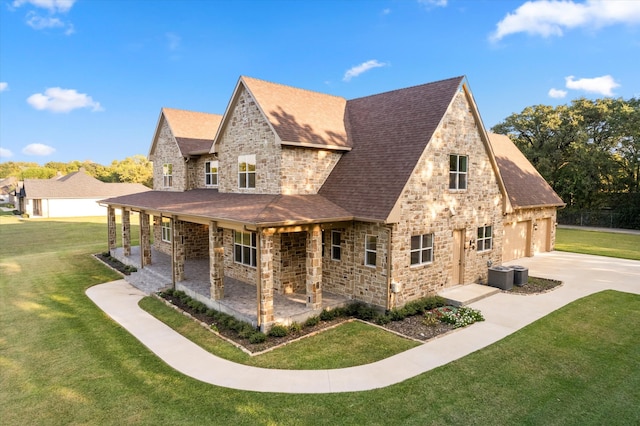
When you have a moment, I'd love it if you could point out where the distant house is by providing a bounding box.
[102,75,564,330]
[1,176,17,202]
[16,168,150,218]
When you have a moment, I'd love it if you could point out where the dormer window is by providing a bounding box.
[238,154,256,189]
[163,163,173,188]
[205,160,218,187]
[449,154,467,190]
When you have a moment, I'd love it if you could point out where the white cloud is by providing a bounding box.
[26,12,63,29]
[12,0,76,13]
[490,0,640,42]
[565,75,620,96]
[548,88,568,98]
[0,148,13,158]
[166,32,181,51]
[0,82,8,92]
[27,87,104,113]
[343,60,389,82]
[22,143,56,156]
[418,0,448,7]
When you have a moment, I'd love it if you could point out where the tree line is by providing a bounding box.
[492,97,639,229]
[0,155,153,188]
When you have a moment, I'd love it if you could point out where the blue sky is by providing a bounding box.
[1,0,639,165]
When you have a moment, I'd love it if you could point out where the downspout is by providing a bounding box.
[386,224,393,311]
[171,215,176,290]
[256,227,262,331]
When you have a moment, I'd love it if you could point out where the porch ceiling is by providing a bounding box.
[101,189,354,227]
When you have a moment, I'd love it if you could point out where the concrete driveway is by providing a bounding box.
[86,251,640,394]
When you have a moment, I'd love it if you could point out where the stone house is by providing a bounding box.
[102,75,563,330]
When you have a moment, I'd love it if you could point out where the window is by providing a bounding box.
[238,154,256,189]
[365,235,377,267]
[331,230,341,260]
[205,160,218,187]
[234,230,257,267]
[411,234,434,266]
[163,163,173,187]
[477,225,492,252]
[449,154,467,190]
[161,217,171,242]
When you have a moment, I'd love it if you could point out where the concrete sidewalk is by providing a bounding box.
[86,251,640,394]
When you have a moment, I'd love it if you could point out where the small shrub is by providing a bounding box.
[205,309,216,317]
[423,312,439,327]
[288,322,302,333]
[352,303,378,321]
[304,316,320,327]
[268,324,289,337]
[319,309,337,321]
[375,314,392,325]
[238,323,255,339]
[437,306,484,328]
[210,324,219,333]
[249,332,267,344]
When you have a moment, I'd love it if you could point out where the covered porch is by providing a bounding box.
[110,246,349,328]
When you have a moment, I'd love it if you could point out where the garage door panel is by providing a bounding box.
[503,221,530,261]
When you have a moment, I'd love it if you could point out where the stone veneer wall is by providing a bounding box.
[273,232,307,294]
[191,154,219,190]
[222,229,257,285]
[183,222,209,259]
[280,147,342,195]
[504,207,558,253]
[388,91,504,308]
[151,118,186,191]
[152,216,171,255]
[217,87,281,194]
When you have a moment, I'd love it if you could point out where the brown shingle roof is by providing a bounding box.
[24,169,150,199]
[319,76,465,221]
[489,133,564,209]
[241,76,350,150]
[102,189,353,226]
[162,108,222,156]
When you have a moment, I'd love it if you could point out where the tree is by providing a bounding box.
[107,155,153,187]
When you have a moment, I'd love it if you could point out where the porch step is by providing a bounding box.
[125,268,171,295]
[438,284,500,307]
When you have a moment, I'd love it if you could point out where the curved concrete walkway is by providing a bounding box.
[86,251,640,394]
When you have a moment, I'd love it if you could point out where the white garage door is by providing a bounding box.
[503,221,530,261]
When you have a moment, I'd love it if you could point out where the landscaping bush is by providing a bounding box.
[288,322,302,333]
[248,332,267,344]
[304,316,320,327]
[268,324,289,338]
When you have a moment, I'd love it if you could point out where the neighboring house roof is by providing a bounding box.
[102,189,353,227]
[0,176,17,195]
[489,133,565,209]
[150,108,223,157]
[22,169,150,199]
[319,76,466,221]
[213,76,350,152]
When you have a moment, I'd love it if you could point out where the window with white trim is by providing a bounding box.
[234,230,257,267]
[449,154,467,190]
[365,235,377,267]
[238,154,256,189]
[205,160,218,187]
[477,225,493,252]
[161,217,171,242]
[331,230,341,260]
[410,233,433,266]
[163,163,173,188]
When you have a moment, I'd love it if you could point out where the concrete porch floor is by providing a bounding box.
[438,284,501,307]
[110,246,349,327]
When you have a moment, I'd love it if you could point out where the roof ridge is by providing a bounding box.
[162,107,222,116]
[241,75,346,102]
[348,75,464,102]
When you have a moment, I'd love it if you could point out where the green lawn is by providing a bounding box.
[556,227,640,260]
[1,216,639,424]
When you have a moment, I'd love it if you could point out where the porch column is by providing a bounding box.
[107,206,116,254]
[140,211,151,267]
[258,229,274,331]
[209,221,224,300]
[172,218,185,282]
[306,224,323,309]
[122,209,131,257]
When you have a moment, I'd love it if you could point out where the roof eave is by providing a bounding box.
[281,140,352,151]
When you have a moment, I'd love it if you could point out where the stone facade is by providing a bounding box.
[280,147,342,195]
[387,91,504,308]
[190,154,219,190]
[152,119,187,192]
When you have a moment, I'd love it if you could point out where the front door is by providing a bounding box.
[452,229,465,285]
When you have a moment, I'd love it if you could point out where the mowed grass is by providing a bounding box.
[556,227,640,261]
[1,216,639,425]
